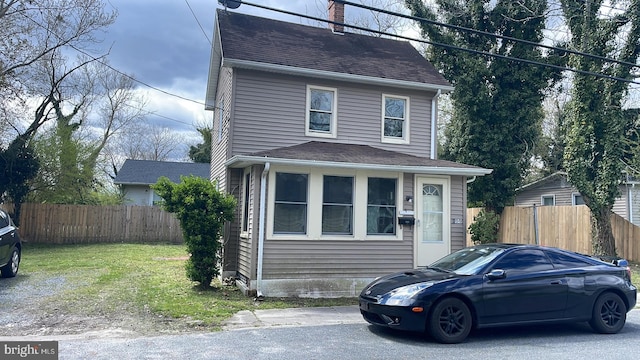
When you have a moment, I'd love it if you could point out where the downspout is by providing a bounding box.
[256,162,270,299]
[430,89,442,160]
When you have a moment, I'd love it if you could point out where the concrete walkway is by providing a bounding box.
[222,305,365,330]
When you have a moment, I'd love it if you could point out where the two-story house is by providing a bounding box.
[205,1,491,297]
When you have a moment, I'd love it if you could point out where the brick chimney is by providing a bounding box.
[328,0,344,33]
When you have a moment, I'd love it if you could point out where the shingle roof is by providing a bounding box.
[216,9,450,87]
[114,160,210,185]
[241,141,488,172]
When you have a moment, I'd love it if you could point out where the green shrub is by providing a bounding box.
[469,209,500,245]
[152,176,236,287]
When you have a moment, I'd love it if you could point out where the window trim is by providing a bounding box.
[273,172,309,235]
[572,192,584,206]
[240,169,251,236]
[305,85,337,139]
[267,166,402,241]
[322,175,354,235]
[381,94,410,144]
[541,194,556,206]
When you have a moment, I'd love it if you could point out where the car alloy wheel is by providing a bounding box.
[428,297,472,344]
[589,292,626,334]
[1,247,20,278]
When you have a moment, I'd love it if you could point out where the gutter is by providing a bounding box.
[430,89,442,159]
[226,156,492,177]
[223,58,454,93]
[256,162,270,299]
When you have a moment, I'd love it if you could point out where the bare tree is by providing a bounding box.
[311,0,411,36]
[0,0,116,134]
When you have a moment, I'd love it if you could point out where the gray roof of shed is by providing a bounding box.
[114,160,210,185]
[215,9,451,87]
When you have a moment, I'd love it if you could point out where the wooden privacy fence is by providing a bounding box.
[2,203,184,244]
[467,206,640,263]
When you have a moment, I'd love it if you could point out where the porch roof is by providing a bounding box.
[226,141,492,176]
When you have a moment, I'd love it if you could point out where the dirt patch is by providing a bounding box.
[0,273,214,338]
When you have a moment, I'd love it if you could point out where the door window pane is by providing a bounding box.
[422,184,443,242]
[322,176,354,234]
[491,249,554,273]
[367,178,396,235]
[274,173,308,234]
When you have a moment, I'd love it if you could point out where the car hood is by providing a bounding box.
[361,268,463,297]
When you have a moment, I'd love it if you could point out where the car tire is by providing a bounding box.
[0,247,20,278]
[589,292,626,334]
[428,297,472,344]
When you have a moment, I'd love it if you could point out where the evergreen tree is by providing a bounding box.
[560,0,640,256]
[405,0,565,214]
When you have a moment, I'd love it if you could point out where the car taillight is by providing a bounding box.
[626,266,632,281]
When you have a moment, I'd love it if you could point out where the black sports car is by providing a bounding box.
[359,243,637,343]
[0,209,21,278]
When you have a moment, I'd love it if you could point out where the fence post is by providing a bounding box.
[533,204,539,245]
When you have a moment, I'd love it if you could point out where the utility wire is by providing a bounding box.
[239,0,640,86]
[339,0,640,70]
[185,0,212,46]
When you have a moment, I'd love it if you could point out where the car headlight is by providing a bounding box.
[380,282,434,306]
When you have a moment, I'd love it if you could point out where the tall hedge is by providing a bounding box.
[152,175,236,287]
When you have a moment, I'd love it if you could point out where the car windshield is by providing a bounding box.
[429,246,507,275]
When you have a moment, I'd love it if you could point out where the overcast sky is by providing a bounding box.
[100,1,330,142]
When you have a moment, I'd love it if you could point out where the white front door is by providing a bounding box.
[415,176,450,267]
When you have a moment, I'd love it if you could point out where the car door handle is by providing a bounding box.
[550,280,563,285]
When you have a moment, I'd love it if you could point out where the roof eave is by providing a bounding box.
[226,155,491,176]
[205,18,223,110]
[222,58,454,93]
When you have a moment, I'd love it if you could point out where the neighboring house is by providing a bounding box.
[114,159,210,206]
[515,171,640,226]
[205,1,491,298]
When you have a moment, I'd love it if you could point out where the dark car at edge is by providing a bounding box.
[359,243,637,343]
[0,209,21,278]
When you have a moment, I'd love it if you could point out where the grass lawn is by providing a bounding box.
[18,244,640,331]
[20,243,357,330]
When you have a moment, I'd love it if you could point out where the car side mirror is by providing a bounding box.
[486,269,506,280]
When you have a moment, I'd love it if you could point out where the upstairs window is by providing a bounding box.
[306,85,337,138]
[274,172,308,234]
[382,95,409,144]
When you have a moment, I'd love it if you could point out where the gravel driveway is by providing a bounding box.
[0,272,211,338]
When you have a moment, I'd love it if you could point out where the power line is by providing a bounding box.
[184,0,212,46]
[339,0,640,70]
[238,0,640,86]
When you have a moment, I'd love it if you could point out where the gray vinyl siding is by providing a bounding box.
[223,168,242,274]
[236,165,262,281]
[515,178,630,220]
[261,240,413,279]
[515,177,576,207]
[631,186,640,225]
[401,174,414,243]
[230,69,435,158]
[613,189,628,220]
[211,67,233,192]
[450,176,466,252]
